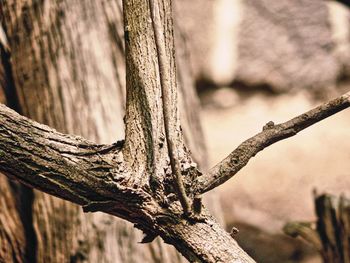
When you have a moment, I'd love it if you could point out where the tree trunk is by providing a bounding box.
[1,0,348,261]
[0,40,27,263]
[0,0,209,262]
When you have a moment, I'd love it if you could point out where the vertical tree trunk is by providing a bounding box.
[0,176,26,263]
[0,0,213,262]
[0,40,27,263]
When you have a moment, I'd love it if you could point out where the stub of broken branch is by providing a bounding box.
[196,92,350,194]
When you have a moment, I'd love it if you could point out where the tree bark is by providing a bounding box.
[0,42,28,263]
[0,0,348,262]
[196,92,350,194]
[0,175,26,263]
[0,100,254,262]
[0,0,208,262]
[1,91,349,262]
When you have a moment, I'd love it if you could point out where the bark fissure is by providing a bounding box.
[2,0,209,261]
[0,48,21,115]
[1,31,37,263]
[18,186,37,263]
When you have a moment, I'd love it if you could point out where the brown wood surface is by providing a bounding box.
[0,0,209,262]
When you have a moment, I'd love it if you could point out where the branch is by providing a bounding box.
[154,213,254,262]
[0,103,255,262]
[0,103,153,221]
[196,92,350,194]
[148,0,191,215]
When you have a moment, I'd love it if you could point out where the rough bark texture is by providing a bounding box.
[0,102,254,262]
[0,176,26,263]
[1,1,138,262]
[0,44,28,263]
[121,0,253,261]
[0,0,349,262]
[0,0,209,262]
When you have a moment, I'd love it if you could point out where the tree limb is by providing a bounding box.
[155,213,254,262]
[0,103,255,262]
[0,103,154,223]
[196,92,350,194]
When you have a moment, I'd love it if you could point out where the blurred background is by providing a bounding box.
[175,0,350,262]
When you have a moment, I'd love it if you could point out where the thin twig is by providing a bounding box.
[148,0,191,214]
[196,92,350,194]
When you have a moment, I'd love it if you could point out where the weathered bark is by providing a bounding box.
[0,102,253,262]
[0,175,26,263]
[0,44,27,263]
[2,73,349,262]
[0,0,253,261]
[0,0,208,262]
[1,1,138,262]
[121,0,253,260]
[0,0,348,262]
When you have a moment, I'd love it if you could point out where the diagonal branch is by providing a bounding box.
[0,103,153,221]
[0,103,255,262]
[196,91,350,194]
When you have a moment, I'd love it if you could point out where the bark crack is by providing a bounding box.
[0,33,38,263]
[19,186,37,263]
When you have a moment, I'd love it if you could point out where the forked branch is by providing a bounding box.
[1,86,349,263]
[196,92,350,194]
[0,102,254,262]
